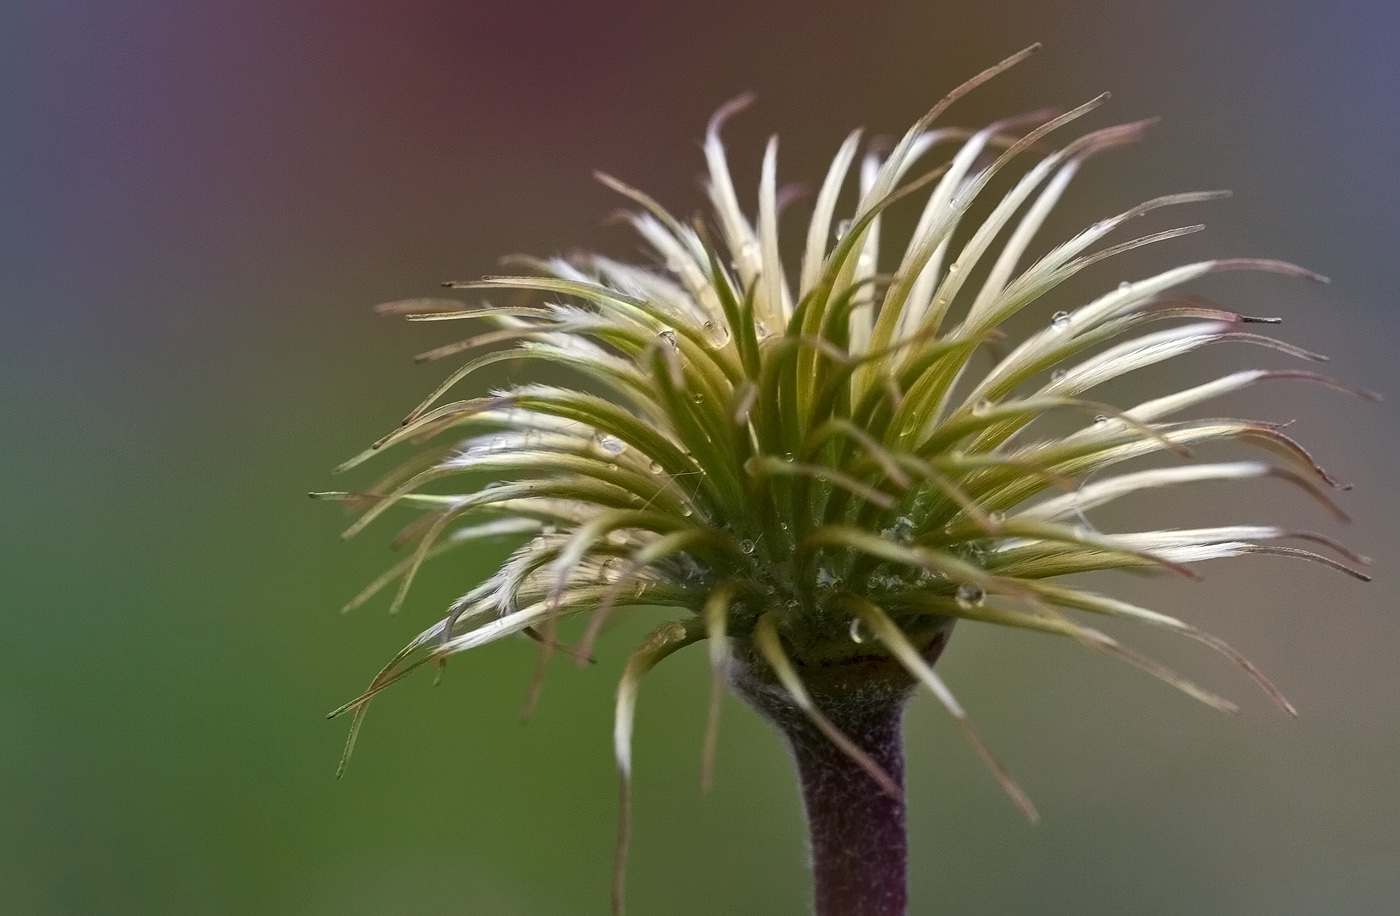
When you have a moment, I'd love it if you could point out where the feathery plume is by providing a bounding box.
[320,45,1374,915]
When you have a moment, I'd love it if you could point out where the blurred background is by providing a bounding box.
[2,1,1397,913]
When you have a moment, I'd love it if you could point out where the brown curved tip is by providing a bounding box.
[707,91,756,138]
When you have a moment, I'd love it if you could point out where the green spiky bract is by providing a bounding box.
[321,45,1373,916]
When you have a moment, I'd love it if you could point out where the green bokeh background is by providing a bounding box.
[3,1,1397,913]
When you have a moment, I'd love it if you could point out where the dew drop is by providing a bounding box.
[659,328,678,347]
[785,599,799,611]
[848,618,867,644]
[835,218,852,240]
[882,517,915,545]
[680,505,694,517]
[1051,369,1068,383]
[755,320,771,340]
[597,434,626,456]
[739,538,755,555]
[1050,310,1071,330]
[955,583,985,609]
[972,398,994,415]
[1118,280,1132,291]
[648,460,664,475]
[1093,415,1108,425]
[987,511,1005,525]
[816,567,841,589]
[703,319,731,346]
[691,392,706,404]
[946,262,960,274]
[741,240,760,260]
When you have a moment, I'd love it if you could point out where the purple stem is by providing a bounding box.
[731,627,950,916]
[787,692,909,916]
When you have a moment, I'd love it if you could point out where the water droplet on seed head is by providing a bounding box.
[955,583,985,609]
[848,618,867,643]
[703,319,731,346]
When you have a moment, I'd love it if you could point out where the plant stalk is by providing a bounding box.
[787,689,908,916]
[731,627,951,916]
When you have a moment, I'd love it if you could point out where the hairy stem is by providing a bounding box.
[731,627,951,916]
[788,690,909,916]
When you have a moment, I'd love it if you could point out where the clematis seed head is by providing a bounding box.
[321,45,1375,914]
